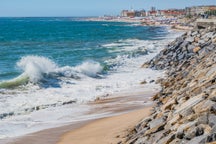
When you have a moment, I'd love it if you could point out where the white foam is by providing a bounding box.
[17,56,58,83]
[73,61,103,77]
[0,29,183,140]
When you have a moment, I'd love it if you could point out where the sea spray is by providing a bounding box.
[0,18,183,139]
[74,61,103,77]
[17,56,58,83]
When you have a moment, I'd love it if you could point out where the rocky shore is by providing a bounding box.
[125,25,216,143]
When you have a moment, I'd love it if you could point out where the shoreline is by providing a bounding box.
[8,90,156,144]
[84,17,193,31]
[0,21,185,144]
[58,107,152,144]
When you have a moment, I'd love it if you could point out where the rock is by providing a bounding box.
[141,63,149,68]
[194,37,200,42]
[176,127,185,139]
[134,137,149,144]
[180,41,189,48]
[197,113,208,125]
[211,125,216,133]
[176,121,197,135]
[148,117,165,129]
[193,46,201,53]
[156,134,175,144]
[212,38,216,43]
[206,133,216,143]
[174,93,204,115]
[140,80,147,84]
[126,27,216,144]
[198,39,205,44]
[187,135,207,144]
[193,100,216,113]
[170,139,188,144]
[145,122,165,135]
[185,127,202,140]
[208,114,216,127]
[192,31,198,36]
[177,52,186,60]
[167,114,181,126]
[206,44,215,51]
[187,44,195,53]
[206,66,216,77]
[162,98,176,111]
[185,37,194,43]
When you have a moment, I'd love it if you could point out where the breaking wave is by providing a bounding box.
[0,56,103,89]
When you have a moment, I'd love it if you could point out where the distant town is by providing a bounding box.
[120,5,216,17]
[86,5,216,30]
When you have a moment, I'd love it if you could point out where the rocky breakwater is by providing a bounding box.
[126,27,216,144]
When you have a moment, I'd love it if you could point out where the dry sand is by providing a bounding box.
[8,90,155,144]
[57,107,152,144]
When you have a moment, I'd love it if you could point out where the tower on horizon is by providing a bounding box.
[151,6,156,11]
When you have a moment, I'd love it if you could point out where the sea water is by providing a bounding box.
[0,17,182,140]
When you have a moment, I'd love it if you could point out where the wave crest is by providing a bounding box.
[17,55,58,83]
[0,56,104,89]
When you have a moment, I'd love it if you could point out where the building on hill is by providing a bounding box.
[121,10,129,17]
[186,5,216,16]
[121,9,146,17]
[158,9,186,17]
[147,10,157,16]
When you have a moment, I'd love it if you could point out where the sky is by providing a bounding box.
[0,0,215,17]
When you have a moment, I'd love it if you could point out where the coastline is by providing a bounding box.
[9,90,156,144]
[58,107,152,144]
[0,19,185,144]
[84,16,193,31]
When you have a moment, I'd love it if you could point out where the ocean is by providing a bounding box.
[0,17,181,141]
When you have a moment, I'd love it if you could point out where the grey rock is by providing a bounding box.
[180,107,194,117]
[174,93,204,115]
[185,37,194,43]
[176,121,197,135]
[206,65,216,77]
[170,139,189,144]
[198,48,209,58]
[203,32,214,39]
[208,114,216,127]
[211,104,216,113]
[187,44,195,53]
[134,137,149,144]
[156,134,175,144]
[210,96,216,102]
[206,133,216,143]
[187,135,207,144]
[211,125,216,133]
[180,41,190,48]
[192,31,198,36]
[200,40,211,48]
[206,44,216,51]
[193,100,216,114]
[185,125,204,140]
[176,130,184,139]
[177,52,186,61]
[148,117,165,129]
[197,113,208,125]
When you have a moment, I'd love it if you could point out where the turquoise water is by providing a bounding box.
[0,17,180,139]
[0,17,168,81]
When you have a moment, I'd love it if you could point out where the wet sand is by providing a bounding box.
[58,107,152,144]
[7,89,156,144]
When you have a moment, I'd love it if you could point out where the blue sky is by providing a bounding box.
[0,0,215,17]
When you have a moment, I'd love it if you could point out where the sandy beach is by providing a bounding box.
[10,106,152,144]
[8,90,156,144]
[58,107,152,144]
